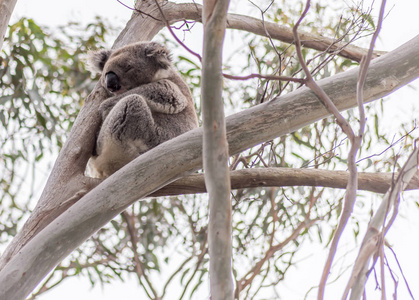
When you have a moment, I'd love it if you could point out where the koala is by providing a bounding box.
[87,41,199,178]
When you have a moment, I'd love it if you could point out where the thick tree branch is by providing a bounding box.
[1,32,418,299]
[0,89,105,272]
[223,10,385,62]
[114,2,383,62]
[150,168,419,197]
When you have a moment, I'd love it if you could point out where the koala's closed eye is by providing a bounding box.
[123,65,134,73]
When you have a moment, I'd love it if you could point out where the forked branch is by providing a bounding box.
[291,0,387,298]
[345,140,418,299]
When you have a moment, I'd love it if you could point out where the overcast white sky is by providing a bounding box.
[8,0,419,299]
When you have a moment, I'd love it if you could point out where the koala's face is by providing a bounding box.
[88,42,172,94]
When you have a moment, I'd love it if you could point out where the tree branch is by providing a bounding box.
[236,217,319,297]
[223,9,385,62]
[121,211,158,299]
[114,2,384,62]
[150,168,419,197]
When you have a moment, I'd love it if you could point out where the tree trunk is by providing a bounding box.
[202,0,233,299]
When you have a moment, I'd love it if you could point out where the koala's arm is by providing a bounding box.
[98,79,188,119]
[126,79,188,114]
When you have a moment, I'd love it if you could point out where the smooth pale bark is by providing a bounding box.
[0,0,17,50]
[202,0,233,299]
[0,33,418,300]
[150,168,419,197]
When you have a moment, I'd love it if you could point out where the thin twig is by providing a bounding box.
[386,244,415,299]
[290,1,388,298]
[292,0,355,140]
[153,0,202,61]
[179,246,208,300]
[235,217,320,298]
[117,0,162,22]
[356,125,418,165]
[116,0,137,11]
[338,2,389,299]
[292,3,360,297]
[346,140,418,299]
[161,256,194,298]
[121,211,159,299]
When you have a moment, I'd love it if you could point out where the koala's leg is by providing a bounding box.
[92,95,157,177]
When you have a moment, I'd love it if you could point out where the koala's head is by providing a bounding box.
[88,42,173,94]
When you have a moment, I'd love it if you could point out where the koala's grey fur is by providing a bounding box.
[87,42,198,178]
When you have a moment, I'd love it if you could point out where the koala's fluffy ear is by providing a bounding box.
[145,42,172,69]
[87,49,113,73]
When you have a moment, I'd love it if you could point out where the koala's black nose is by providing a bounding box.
[105,72,121,92]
